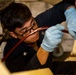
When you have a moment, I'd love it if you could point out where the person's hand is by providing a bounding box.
[64,7,76,39]
[41,24,64,52]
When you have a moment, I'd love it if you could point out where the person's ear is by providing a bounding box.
[9,32,18,38]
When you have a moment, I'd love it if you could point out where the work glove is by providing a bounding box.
[64,7,76,39]
[41,24,64,52]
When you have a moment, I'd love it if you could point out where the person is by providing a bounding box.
[1,0,76,74]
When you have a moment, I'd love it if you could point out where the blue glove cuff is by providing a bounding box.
[64,7,75,17]
[41,43,54,52]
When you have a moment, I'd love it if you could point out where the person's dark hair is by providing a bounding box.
[1,2,32,31]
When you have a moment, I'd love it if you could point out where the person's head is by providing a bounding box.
[1,3,39,44]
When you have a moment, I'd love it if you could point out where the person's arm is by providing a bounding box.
[37,24,65,65]
[35,1,75,27]
[25,24,65,70]
[25,47,49,70]
[64,6,76,39]
[37,47,49,65]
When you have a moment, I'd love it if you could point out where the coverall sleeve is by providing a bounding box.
[25,53,52,71]
[35,1,75,27]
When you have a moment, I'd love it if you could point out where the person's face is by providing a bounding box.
[14,17,39,44]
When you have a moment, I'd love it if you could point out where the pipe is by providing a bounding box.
[1,27,68,62]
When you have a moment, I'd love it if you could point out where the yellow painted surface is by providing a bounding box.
[0,60,53,75]
[65,40,76,61]
[71,40,76,55]
[65,57,76,61]
[11,68,53,75]
[0,61,10,75]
